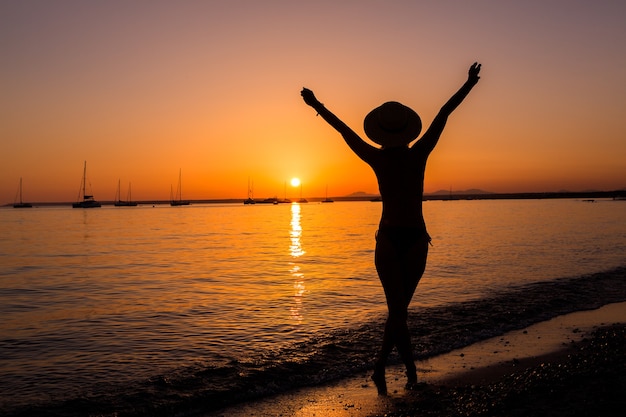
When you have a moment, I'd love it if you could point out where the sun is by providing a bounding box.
[290,177,301,187]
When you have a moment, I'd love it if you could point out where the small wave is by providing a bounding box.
[4,266,626,417]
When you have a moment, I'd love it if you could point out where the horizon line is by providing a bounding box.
[4,189,626,207]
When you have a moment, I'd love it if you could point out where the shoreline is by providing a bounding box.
[4,266,625,416]
[205,302,626,417]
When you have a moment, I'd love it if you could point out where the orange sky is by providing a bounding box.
[2,1,625,203]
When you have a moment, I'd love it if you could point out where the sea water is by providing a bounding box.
[1,199,625,415]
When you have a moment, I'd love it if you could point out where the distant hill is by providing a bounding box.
[427,189,492,196]
[348,189,494,197]
[345,191,379,197]
[334,188,626,203]
[557,189,603,193]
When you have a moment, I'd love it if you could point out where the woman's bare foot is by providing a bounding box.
[372,363,387,395]
[405,367,421,390]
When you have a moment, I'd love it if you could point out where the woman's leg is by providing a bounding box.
[375,233,429,388]
[397,239,429,385]
[371,234,399,394]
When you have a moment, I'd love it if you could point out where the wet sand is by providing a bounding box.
[205,302,626,417]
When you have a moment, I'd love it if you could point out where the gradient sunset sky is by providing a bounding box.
[2,0,625,202]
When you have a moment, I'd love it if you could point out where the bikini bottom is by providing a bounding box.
[376,225,432,255]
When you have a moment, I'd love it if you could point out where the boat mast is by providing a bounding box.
[82,161,87,200]
[178,169,182,201]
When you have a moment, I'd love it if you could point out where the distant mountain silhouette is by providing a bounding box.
[339,188,626,202]
[428,188,491,196]
[345,191,379,197]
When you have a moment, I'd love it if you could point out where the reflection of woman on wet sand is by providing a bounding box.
[301,62,481,394]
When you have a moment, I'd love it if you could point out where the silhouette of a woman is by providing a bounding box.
[301,63,481,394]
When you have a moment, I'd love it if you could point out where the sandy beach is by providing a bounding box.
[205,302,626,417]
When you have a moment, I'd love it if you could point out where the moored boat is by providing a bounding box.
[170,169,190,206]
[72,161,101,208]
[243,177,255,204]
[114,180,138,207]
[13,177,32,208]
[322,185,334,203]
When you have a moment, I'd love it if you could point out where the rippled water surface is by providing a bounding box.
[1,199,625,413]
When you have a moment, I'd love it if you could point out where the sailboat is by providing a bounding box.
[298,184,308,203]
[243,177,255,204]
[13,177,32,208]
[276,181,291,204]
[170,169,190,206]
[114,180,138,207]
[322,185,334,203]
[72,161,101,208]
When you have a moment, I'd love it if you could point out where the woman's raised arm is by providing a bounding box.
[414,63,481,154]
[301,88,377,162]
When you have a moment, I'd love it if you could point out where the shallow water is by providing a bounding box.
[1,199,625,415]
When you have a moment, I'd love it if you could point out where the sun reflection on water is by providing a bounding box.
[289,203,306,321]
[289,202,304,258]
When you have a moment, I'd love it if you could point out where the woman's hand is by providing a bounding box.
[301,88,320,107]
[468,62,481,84]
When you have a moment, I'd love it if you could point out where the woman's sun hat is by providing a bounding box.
[363,101,422,147]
